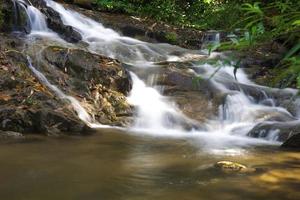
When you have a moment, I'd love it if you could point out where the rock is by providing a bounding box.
[248,120,300,141]
[42,46,132,95]
[0,0,16,32]
[281,133,300,149]
[0,36,94,135]
[214,161,256,174]
[39,46,133,126]
[131,62,220,124]
[73,0,95,9]
[0,130,24,139]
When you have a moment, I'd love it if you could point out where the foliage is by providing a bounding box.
[165,32,178,44]
[95,0,300,88]
[95,0,245,28]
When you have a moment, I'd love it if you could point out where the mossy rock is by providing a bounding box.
[165,32,178,44]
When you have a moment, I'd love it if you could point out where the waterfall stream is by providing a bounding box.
[3,1,300,199]
[13,0,300,150]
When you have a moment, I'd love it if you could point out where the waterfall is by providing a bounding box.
[26,5,48,32]
[13,0,300,149]
[14,0,49,33]
[127,73,190,135]
[43,0,201,65]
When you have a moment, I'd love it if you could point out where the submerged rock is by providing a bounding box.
[214,161,256,174]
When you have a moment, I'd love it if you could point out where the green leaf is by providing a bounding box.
[292,20,300,26]
[284,43,300,60]
[297,75,300,89]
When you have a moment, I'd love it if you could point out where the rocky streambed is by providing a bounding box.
[0,0,300,149]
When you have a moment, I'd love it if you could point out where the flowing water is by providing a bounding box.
[4,0,300,199]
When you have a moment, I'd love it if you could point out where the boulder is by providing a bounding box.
[130,62,219,124]
[40,46,133,126]
[248,120,300,141]
[281,133,300,149]
[42,46,132,94]
[0,39,93,135]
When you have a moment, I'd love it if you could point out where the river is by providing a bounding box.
[2,0,300,199]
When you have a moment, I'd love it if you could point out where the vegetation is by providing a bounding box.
[95,0,300,88]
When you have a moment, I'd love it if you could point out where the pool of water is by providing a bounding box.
[0,130,299,200]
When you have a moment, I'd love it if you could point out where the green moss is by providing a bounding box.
[165,32,178,44]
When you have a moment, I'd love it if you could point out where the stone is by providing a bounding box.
[248,120,300,141]
[73,0,95,9]
[214,161,256,174]
[281,133,300,149]
[0,130,24,139]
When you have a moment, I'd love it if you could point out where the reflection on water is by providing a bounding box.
[0,130,299,200]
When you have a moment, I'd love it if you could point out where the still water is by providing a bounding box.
[0,130,299,200]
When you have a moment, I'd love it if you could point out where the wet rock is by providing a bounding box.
[248,120,300,141]
[0,104,92,135]
[43,46,132,94]
[132,62,219,124]
[281,133,300,149]
[214,161,256,174]
[167,91,217,124]
[40,45,133,126]
[0,36,93,135]
[0,130,24,139]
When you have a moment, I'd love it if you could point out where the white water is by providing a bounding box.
[43,0,203,65]
[127,73,191,134]
[15,0,300,151]
[15,0,62,39]
[127,67,283,149]
[26,6,48,32]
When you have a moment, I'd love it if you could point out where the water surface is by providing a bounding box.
[0,130,299,200]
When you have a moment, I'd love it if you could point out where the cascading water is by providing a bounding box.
[43,0,203,65]
[14,0,300,150]
[14,0,48,33]
[127,73,192,135]
[26,6,48,32]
